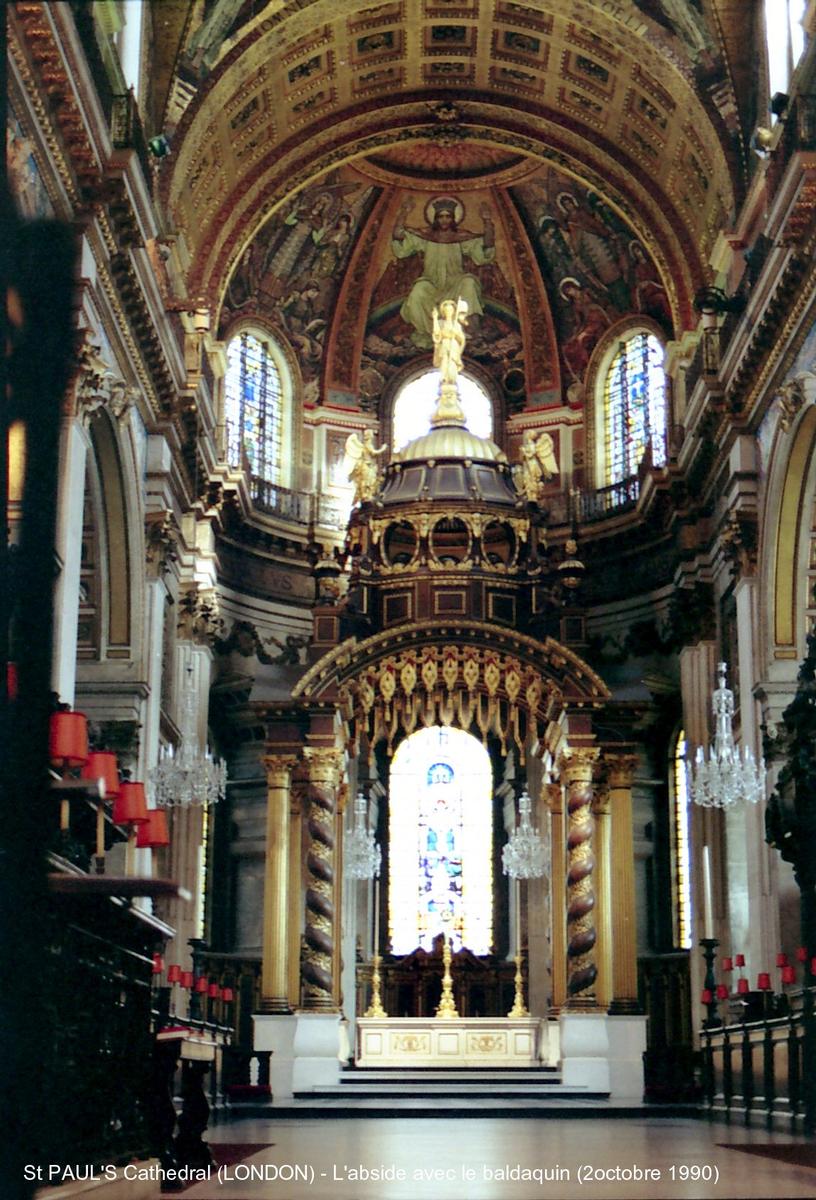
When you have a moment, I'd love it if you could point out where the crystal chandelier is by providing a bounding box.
[150,667,227,808]
[690,662,765,808]
[502,789,546,879]
[344,792,381,879]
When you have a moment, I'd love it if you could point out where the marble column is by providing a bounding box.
[560,747,600,1007]
[301,748,344,1011]
[260,754,297,1013]
[605,753,641,1013]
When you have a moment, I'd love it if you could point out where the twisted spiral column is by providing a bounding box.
[301,748,343,1010]
[560,747,600,1007]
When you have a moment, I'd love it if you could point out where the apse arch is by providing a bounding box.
[178,113,704,339]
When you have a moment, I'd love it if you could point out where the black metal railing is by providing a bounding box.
[111,91,152,188]
[250,477,347,529]
[701,988,816,1133]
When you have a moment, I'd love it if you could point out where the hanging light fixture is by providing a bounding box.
[690,662,765,808]
[502,789,546,879]
[150,666,227,808]
[343,792,381,880]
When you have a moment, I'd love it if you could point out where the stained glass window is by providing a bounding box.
[225,331,283,484]
[389,726,493,955]
[603,331,666,485]
[392,370,493,452]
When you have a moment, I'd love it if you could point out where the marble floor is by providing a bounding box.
[150,1115,816,1200]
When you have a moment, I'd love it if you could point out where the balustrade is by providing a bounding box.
[701,990,816,1133]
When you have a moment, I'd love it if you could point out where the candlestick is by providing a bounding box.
[702,846,714,939]
[373,875,380,957]
[515,877,521,958]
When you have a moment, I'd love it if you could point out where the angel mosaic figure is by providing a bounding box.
[518,430,559,502]
[344,429,387,505]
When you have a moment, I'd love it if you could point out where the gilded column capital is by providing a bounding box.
[545,781,563,813]
[558,745,600,785]
[604,753,639,790]
[303,746,344,786]
[592,785,611,816]
[262,754,298,787]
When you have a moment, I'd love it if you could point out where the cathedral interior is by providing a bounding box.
[4,1,816,1196]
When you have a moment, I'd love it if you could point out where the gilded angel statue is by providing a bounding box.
[344,429,387,505]
[432,297,468,387]
[518,430,559,503]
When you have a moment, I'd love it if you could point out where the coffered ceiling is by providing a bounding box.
[159,0,743,333]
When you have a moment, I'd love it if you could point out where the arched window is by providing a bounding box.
[224,330,288,485]
[392,370,493,453]
[765,1,806,107]
[388,726,493,954]
[671,729,693,950]
[603,329,666,485]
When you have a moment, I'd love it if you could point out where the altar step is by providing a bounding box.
[329,1067,572,1095]
[302,1066,604,1102]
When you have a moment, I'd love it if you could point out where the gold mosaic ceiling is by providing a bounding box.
[162,0,740,326]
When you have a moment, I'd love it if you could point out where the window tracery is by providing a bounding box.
[225,330,287,485]
[602,329,666,486]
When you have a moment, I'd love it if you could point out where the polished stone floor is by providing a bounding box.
[153,1114,816,1200]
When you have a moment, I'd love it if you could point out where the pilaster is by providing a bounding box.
[604,753,641,1013]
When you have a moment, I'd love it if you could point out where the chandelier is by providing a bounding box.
[690,662,765,808]
[150,668,227,808]
[502,789,546,879]
[344,792,381,880]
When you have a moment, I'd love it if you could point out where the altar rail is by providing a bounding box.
[700,989,816,1133]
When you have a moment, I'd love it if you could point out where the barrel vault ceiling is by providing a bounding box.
[157,0,746,372]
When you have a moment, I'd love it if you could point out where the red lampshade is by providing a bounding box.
[796,947,808,963]
[136,808,170,848]
[7,662,18,700]
[222,987,234,1003]
[701,988,713,1004]
[113,781,148,826]
[49,710,89,768]
[735,953,745,967]
[152,953,164,976]
[737,977,750,995]
[722,956,733,972]
[776,953,788,968]
[757,972,772,991]
[208,982,219,999]
[82,750,121,799]
[167,964,182,984]
[715,984,728,1000]
[195,976,209,994]
[181,971,194,989]
[781,965,796,985]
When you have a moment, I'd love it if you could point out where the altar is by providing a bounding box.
[356,1016,550,1068]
